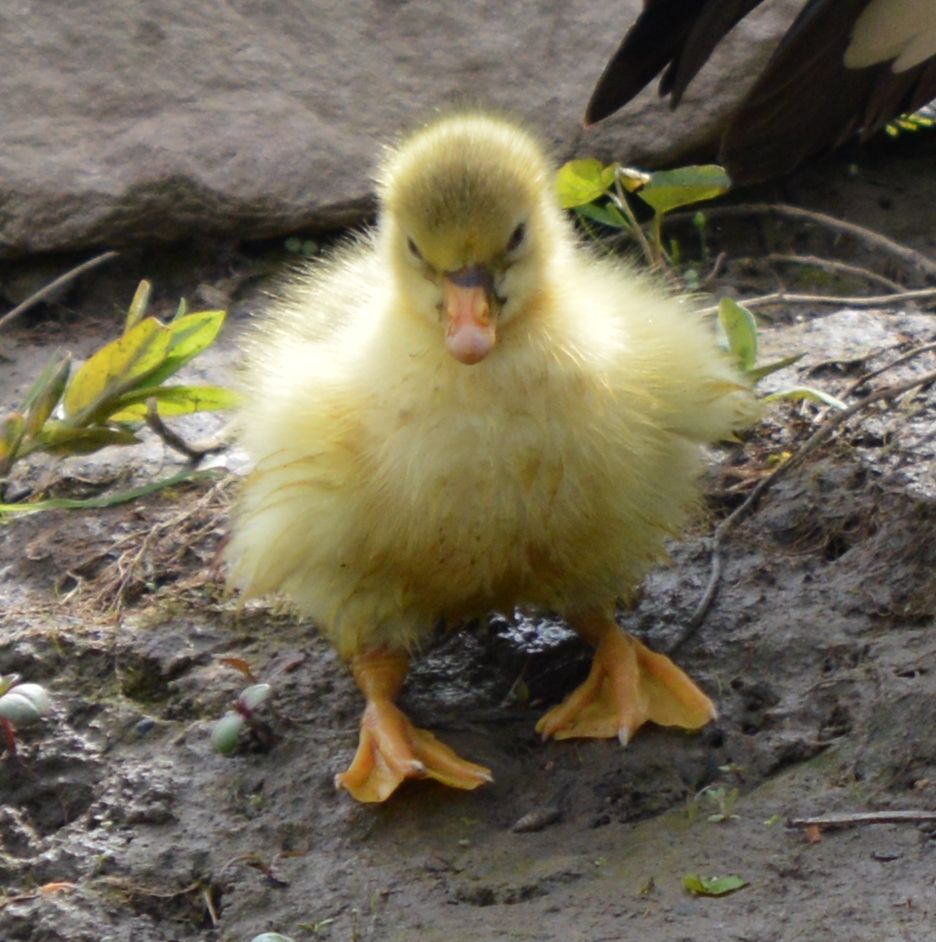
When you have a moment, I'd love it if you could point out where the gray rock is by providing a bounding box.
[0,0,798,257]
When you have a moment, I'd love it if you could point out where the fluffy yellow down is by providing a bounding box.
[226,112,754,659]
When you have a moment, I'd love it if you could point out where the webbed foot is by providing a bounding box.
[536,614,715,744]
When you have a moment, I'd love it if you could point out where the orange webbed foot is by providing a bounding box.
[535,617,716,745]
[336,699,493,802]
[336,648,492,802]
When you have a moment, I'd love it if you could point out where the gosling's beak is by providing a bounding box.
[442,265,496,365]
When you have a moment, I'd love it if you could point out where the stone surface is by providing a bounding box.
[0,0,800,256]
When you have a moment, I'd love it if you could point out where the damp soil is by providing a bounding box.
[1,139,935,942]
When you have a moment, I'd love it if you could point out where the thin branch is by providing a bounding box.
[670,365,936,653]
[789,810,936,830]
[841,340,936,399]
[145,399,228,462]
[763,253,905,292]
[697,286,936,316]
[699,251,728,289]
[677,203,936,279]
[611,168,656,269]
[0,251,120,334]
[202,885,220,928]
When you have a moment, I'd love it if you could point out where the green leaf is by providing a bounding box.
[106,384,242,421]
[747,353,803,383]
[682,873,748,897]
[0,468,221,518]
[125,279,152,331]
[718,298,758,371]
[636,165,731,216]
[556,158,616,209]
[0,691,43,726]
[240,683,272,711]
[575,202,629,229]
[140,309,227,388]
[62,317,173,423]
[23,352,71,438]
[211,711,246,755]
[763,386,848,410]
[34,422,140,455]
[0,412,26,471]
[0,683,50,725]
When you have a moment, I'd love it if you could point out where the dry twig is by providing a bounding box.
[763,253,905,292]
[697,286,936,316]
[677,203,936,279]
[671,363,936,653]
[699,250,728,289]
[145,399,229,462]
[842,340,936,399]
[0,251,119,334]
[789,810,936,830]
[78,476,231,614]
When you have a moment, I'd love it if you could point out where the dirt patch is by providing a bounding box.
[1,143,935,942]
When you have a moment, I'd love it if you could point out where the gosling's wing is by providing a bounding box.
[585,0,763,125]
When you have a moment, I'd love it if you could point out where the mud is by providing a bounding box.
[1,137,935,942]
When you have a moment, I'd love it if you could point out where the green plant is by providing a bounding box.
[686,782,741,824]
[718,297,846,410]
[299,917,338,935]
[556,158,846,411]
[556,158,731,268]
[0,675,51,756]
[682,873,748,897]
[0,280,238,489]
[885,106,935,138]
[211,682,274,755]
[284,236,320,258]
[703,785,740,823]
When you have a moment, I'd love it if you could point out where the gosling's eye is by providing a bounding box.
[406,236,423,260]
[506,222,526,253]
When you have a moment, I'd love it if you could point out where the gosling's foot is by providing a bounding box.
[535,620,715,744]
[336,699,492,802]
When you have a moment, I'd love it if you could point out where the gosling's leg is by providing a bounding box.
[336,648,493,802]
[535,611,716,745]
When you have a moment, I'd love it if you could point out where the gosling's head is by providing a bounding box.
[376,112,563,365]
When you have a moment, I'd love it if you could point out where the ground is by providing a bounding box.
[1,133,934,942]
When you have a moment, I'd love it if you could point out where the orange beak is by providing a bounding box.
[442,266,496,365]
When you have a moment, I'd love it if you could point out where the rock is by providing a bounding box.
[0,0,799,257]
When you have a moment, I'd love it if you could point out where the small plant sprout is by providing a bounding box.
[682,873,749,897]
[0,675,52,756]
[211,653,307,755]
[718,297,847,410]
[884,105,935,138]
[0,280,239,502]
[687,783,740,824]
[702,785,741,823]
[248,934,296,942]
[211,682,274,756]
[299,917,338,935]
[555,157,731,270]
[284,236,320,258]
